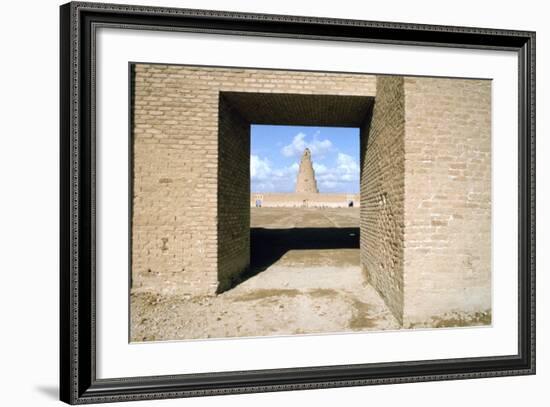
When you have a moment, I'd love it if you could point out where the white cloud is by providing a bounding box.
[272,163,298,178]
[337,153,359,172]
[281,132,333,158]
[336,153,360,182]
[313,163,327,175]
[250,155,272,181]
[251,158,299,193]
[315,153,360,192]
[281,132,306,157]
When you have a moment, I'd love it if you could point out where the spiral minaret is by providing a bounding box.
[295,148,319,193]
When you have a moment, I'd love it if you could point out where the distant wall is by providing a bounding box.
[251,193,360,208]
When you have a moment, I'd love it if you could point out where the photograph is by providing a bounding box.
[129,64,492,342]
[57,2,536,403]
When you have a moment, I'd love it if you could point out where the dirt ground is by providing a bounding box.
[131,208,400,342]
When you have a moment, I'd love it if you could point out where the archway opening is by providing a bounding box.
[249,124,361,285]
[217,92,374,295]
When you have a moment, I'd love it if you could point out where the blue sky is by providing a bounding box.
[251,125,360,193]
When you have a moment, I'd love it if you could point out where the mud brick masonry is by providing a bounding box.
[295,148,319,193]
[131,64,491,326]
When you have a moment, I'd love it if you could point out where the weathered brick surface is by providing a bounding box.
[131,64,375,296]
[402,77,492,325]
[360,76,406,322]
[131,65,219,296]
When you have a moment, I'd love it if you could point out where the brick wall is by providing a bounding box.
[131,64,219,296]
[360,76,406,322]
[402,77,492,325]
[217,96,251,292]
[250,193,360,208]
[131,64,375,296]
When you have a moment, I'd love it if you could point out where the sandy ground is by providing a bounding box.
[131,208,400,342]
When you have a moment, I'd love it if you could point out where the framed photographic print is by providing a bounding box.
[60,1,536,404]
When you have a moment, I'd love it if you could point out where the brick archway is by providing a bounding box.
[217,92,375,294]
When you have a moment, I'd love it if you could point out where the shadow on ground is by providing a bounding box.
[247,226,359,277]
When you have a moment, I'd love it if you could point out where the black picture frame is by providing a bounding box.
[60,1,536,404]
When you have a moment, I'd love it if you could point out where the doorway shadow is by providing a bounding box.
[241,226,360,283]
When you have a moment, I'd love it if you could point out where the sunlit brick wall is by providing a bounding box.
[402,77,492,326]
[131,64,375,296]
